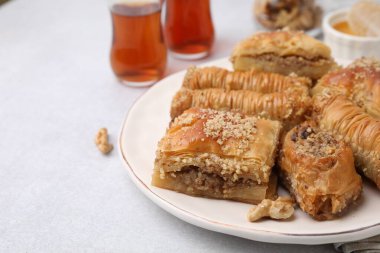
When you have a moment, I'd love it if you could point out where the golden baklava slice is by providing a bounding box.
[152,108,282,204]
[230,30,336,80]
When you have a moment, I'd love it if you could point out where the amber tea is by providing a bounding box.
[110,2,166,86]
[164,0,214,60]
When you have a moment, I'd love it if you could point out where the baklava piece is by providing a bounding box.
[230,30,336,80]
[183,66,311,91]
[314,95,380,189]
[279,121,362,220]
[152,108,282,204]
[312,57,380,119]
[254,0,322,31]
[170,87,311,130]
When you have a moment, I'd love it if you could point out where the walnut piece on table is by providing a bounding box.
[247,196,294,222]
[95,128,113,154]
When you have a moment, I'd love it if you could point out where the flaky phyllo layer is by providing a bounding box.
[152,108,281,204]
[314,95,380,189]
[182,66,311,92]
[312,57,380,119]
[279,121,362,220]
[229,30,336,80]
[170,88,310,129]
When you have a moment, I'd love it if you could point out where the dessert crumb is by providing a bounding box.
[95,128,113,155]
[247,197,294,222]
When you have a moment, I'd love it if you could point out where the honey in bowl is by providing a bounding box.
[333,21,359,36]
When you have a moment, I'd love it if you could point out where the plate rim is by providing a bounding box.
[118,57,380,245]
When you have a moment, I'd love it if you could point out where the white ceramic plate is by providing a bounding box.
[118,57,380,245]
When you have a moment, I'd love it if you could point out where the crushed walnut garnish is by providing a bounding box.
[200,109,257,153]
[95,128,113,154]
[172,111,195,126]
[169,166,259,193]
[347,57,380,72]
[247,197,294,222]
[292,125,340,157]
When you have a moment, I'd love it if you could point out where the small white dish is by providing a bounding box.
[323,8,380,62]
[119,57,380,245]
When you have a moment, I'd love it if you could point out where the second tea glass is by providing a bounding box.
[164,0,215,60]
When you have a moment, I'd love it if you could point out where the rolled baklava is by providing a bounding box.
[152,108,282,204]
[170,87,311,129]
[182,66,311,93]
[279,121,362,220]
[312,57,380,119]
[230,30,336,80]
[314,95,380,189]
[182,66,312,92]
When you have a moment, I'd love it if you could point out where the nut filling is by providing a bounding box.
[251,53,330,67]
[279,121,362,220]
[170,166,259,193]
[291,125,340,157]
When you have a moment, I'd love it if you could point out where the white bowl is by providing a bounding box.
[323,8,380,63]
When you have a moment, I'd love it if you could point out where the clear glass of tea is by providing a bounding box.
[164,0,215,60]
[109,0,167,87]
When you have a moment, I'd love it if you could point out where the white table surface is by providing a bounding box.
[0,0,355,252]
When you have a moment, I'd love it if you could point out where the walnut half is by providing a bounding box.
[95,128,113,154]
[247,197,294,222]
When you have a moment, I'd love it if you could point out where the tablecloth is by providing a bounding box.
[0,0,356,252]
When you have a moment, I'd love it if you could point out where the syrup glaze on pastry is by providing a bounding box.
[183,66,311,91]
[170,87,311,130]
[314,95,380,189]
[230,30,336,80]
[152,108,281,204]
[312,57,380,119]
[279,121,362,220]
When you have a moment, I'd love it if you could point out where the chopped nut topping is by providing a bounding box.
[200,109,257,153]
[291,132,298,142]
[348,57,380,72]
[173,111,195,126]
[300,127,313,139]
[292,125,340,157]
[247,197,294,222]
[95,128,113,154]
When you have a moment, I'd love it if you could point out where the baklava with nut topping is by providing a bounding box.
[279,121,362,220]
[230,30,336,80]
[312,57,380,119]
[152,108,281,204]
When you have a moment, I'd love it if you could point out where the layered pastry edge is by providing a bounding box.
[152,108,282,204]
